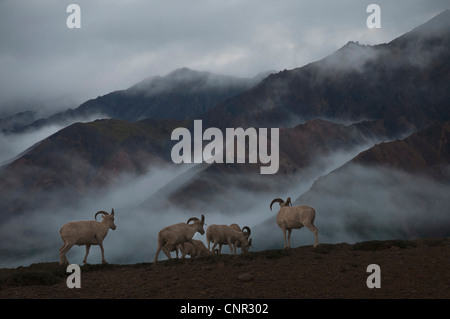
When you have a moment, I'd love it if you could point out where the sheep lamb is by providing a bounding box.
[178,239,212,258]
[59,208,117,265]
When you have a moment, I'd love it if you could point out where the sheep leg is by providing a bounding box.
[59,244,66,265]
[154,246,162,262]
[305,223,319,248]
[228,241,234,255]
[180,246,186,259]
[99,242,108,264]
[211,241,218,253]
[287,229,292,249]
[233,241,240,255]
[161,243,173,259]
[83,245,91,264]
[281,226,288,249]
[59,242,74,265]
[59,243,67,265]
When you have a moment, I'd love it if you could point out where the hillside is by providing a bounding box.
[143,118,389,213]
[202,10,450,132]
[352,121,450,179]
[10,68,265,133]
[0,237,449,299]
[288,121,450,243]
[0,118,183,219]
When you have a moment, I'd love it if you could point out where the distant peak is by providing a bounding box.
[340,41,369,51]
[345,41,361,46]
[168,67,195,75]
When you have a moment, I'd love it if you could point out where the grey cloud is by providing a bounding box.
[1,0,449,115]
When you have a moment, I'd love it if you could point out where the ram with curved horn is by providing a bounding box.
[206,224,252,255]
[270,197,318,249]
[154,215,206,262]
[229,224,253,254]
[59,208,117,265]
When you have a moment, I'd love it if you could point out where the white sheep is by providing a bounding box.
[154,215,205,262]
[229,223,252,254]
[270,197,318,249]
[206,224,252,255]
[178,239,212,258]
[59,208,117,265]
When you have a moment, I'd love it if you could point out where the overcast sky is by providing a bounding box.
[0,0,448,116]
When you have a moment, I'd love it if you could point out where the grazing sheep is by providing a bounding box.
[154,215,205,262]
[206,224,252,255]
[59,208,117,265]
[178,239,212,258]
[229,224,253,254]
[270,197,318,249]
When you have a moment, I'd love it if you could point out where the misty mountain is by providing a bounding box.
[10,68,268,133]
[288,121,450,240]
[0,118,183,219]
[0,110,37,132]
[351,121,450,179]
[2,11,449,219]
[142,118,390,213]
[1,11,450,267]
[202,9,450,133]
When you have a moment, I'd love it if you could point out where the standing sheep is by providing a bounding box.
[229,224,253,254]
[59,209,117,265]
[154,215,205,262]
[206,224,252,255]
[270,197,318,249]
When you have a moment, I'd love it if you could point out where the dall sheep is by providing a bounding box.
[229,224,253,254]
[270,197,318,249]
[59,208,117,265]
[154,215,205,262]
[178,239,212,258]
[206,224,252,255]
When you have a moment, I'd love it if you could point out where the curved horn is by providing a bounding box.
[187,217,199,224]
[95,210,109,220]
[201,214,205,223]
[111,208,115,215]
[270,198,284,210]
[242,226,251,237]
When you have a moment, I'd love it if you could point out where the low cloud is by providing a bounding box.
[0,139,378,268]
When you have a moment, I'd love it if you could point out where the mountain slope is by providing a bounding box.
[290,121,450,241]
[140,118,388,213]
[352,121,450,178]
[11,68,266,133]
[0,118,183,219]
[202,10,450,132]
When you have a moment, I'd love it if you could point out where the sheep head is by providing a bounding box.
[241,226,252,253]
[240,236,252,253]
[242,226,251,237]
[95,208,117,230]
[187,214,206,235]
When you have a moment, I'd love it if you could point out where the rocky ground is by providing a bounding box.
[1,237,449,301]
